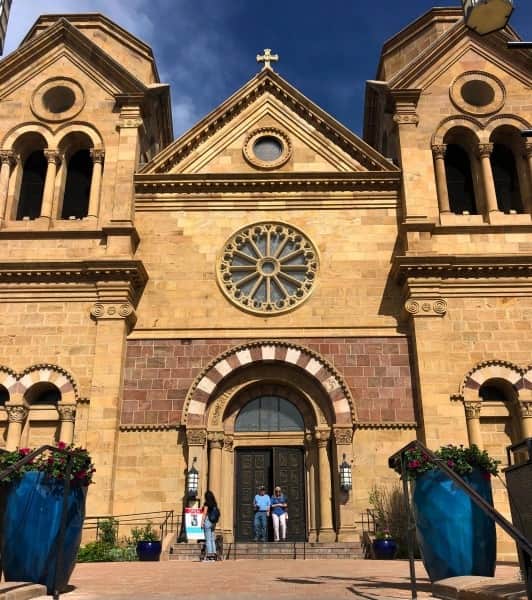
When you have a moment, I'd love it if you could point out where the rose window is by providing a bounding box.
[218,222,319,314]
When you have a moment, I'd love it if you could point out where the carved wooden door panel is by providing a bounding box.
[273,447,306,541]
[235,449,270,541]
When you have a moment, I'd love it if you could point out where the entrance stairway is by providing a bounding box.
[168,540,364,561]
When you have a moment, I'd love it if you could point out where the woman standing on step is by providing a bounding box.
[201,490,220,561]
[270,486,288,542]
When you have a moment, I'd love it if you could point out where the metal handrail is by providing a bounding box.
[83,510,177,541]
[389,440,532,600]
[0,444,78,600]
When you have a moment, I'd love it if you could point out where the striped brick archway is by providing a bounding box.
[182,341,356,426]
[460,359,524,400]
[0,363,78,404]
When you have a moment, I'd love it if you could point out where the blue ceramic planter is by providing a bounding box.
[2,471,87,594]
[136,541,162,561]
[412,468,496,582]
[372,538,397,560]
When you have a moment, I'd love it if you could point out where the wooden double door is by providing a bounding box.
[235,447,306,541]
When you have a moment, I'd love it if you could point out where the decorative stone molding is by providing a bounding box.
[463,400,482,419]
[431,145,447,159]
[393,114,419,126]
[517,401,532,418]
[449,71,505,117]
[119,424,175,432]
[404,298,447,317]
[477,143,494,158]
[90,149,105,163]
[6,405,28,423]
[207,432,224,449]
[524,143,532,159]
[43,149,61,165]
[57,404,76,422]
[18,363,79,404]
[0,150,16,166]
[90,302,135,320]
[333,427,353,445]
[354,422,418,430]
[460,359,523,396]
[223,435,234,452]
[186,428,207,446]
[183,340,356,426]
[243,127,292,170]
[315,429,331,448]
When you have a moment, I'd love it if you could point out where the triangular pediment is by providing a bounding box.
[388,21,530,90]
[0,18,147,99]
[142,69,397,175]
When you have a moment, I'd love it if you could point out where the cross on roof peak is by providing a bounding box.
[256,48,279,71]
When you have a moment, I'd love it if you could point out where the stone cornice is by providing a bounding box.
[119,424,176,432]
[354,422,418,430]
[0,260,148,291]
[135,172,401,197]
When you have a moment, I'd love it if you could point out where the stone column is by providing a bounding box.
[316,429,335,542]
[333,427,356,541]
[88,149,105,219]
[517,401,532,439]
[40,150,61,219]
[185,428,207,503]
[0,151,15,225]
[5,405,28,450]
[86,296,136,515]
[221,435,234,540]
[463,400,483,448]
[477,143,499,215]
[58,404,77,445]
[525,143,532,186]
[207,432,223,500]
[432,145,451,214]
[305,433,318,542]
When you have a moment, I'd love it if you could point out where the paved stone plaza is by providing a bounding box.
[32,560,522,600]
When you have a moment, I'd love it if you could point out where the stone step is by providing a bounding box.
[0,582,47,600]
[168,541,364,561]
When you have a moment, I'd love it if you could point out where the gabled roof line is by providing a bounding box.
[142,68,398,174]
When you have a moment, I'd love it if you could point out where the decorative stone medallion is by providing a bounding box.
[31,78,85,122]
[217,222,319,315]
[243,127,292,169]
[449,71,505,116]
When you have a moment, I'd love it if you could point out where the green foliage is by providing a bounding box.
[369,484,420,559]
[107,546,137,562]
[392,444,500,480]
[0,442,95,487]
[98,518,118,546]
[77,541,113,562]
[131,522,160,543]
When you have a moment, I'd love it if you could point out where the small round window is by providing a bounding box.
[450,71,505,116]
[461,80,495,107]
[31,78,85,122]
[42,86,76,113]
[243,128,291,169]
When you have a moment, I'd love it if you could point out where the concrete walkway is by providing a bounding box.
[34,560,521,600]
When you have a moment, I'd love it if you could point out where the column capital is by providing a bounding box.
[404,298,447,318]
[186,428,207,447]
[524,143,532,159]
[333,427,353,446]
[207,432,224,449]
[90,302,137,328]
[393,113,419,126]
[517,401,532,418]
[477,143,493,159]
[223,435,234,452]
[432,144,447,159]
[315,428,331,447]
[43,149,61,164]
[463,400,482,419]
[57,404,76,422]
[0,150,16,166]
[90,149,105,163]
[6,404,28,423]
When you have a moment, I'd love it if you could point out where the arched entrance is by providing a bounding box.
[183,342,357,543]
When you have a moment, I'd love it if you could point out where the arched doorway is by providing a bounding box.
[233,392,306,541]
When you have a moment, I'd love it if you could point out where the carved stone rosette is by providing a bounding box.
[6,405,28,423]
[57,404,76,422]
[186,428,207,447]
[463,400,482,420]
[333,427,353,446]
[90,302,137,329]
[405,298,447,317]
[393,113,419,126]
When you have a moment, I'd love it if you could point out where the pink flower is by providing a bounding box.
[19,448,30,456]
[447,460,455,468]
[57,441,67,450]
[482,472,491,481]
[408,460,420,469]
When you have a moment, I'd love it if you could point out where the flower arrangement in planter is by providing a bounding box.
[393,443,500,582]
[0,442,95,594]
[131,522,162,562]
[372,528,398,560]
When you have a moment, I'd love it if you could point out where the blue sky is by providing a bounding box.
[4,1,532,139]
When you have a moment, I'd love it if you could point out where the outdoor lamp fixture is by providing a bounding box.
[462,0,514,36]
[186,457,199,498]
[339,454,352,492]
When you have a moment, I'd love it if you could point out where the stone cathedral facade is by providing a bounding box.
[0,8,529,557]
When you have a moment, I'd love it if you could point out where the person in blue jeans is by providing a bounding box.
[201,490,219,561]
[253,485,270,542]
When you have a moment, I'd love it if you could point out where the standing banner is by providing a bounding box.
[184,507,204,541]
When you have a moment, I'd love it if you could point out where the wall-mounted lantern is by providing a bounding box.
[339,454,352,492]
[187,457,199,498]
[462,0,513,36]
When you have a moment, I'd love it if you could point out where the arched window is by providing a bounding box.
[0,385,8,406]
[445,144,476,214]
[61,149,93,219]
[26,382,61,405]
[17,150,47,220]
[490,144,523,214]
[235,395,304,432]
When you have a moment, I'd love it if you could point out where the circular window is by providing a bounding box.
[42,86,76,113]
[450,71,505,116]
[31,78,85,122]
[243,128,291,169]
[217,222,319,315]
